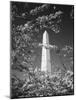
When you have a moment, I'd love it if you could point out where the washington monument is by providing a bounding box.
[39,30,57,74]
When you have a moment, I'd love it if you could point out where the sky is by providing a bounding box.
[11,2,74,79]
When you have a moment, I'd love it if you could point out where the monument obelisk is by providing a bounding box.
[41,30,51,74]
[39,30,57,75]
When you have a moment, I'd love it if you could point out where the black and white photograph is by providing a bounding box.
[10,1,74,99]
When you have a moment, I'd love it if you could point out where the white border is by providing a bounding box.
[0,0,76,100]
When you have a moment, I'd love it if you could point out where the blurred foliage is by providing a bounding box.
[11,70,74,98]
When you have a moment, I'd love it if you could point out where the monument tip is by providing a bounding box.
[43,30,48,36]
[44,30,47,33]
